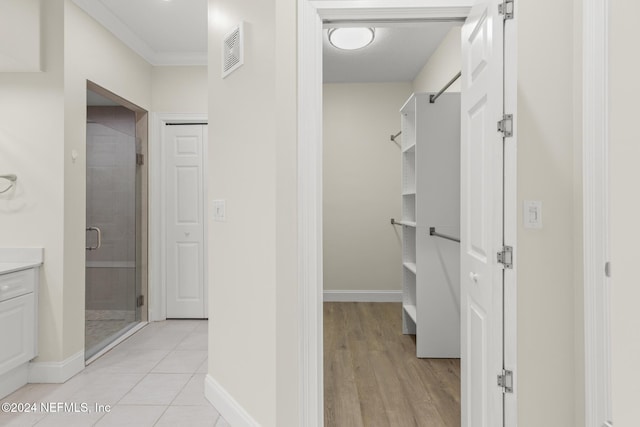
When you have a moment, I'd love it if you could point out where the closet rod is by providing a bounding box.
[390,131,402,142]
[429,227,460,243]
[429,71,462,104]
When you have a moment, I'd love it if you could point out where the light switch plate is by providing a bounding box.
[523,200,542,229]
[213,200,226,222]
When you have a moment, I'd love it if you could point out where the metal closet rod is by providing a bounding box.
[430,71,462,104]
[429,227,460,243]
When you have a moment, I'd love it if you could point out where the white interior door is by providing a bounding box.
[165,124,206,318]
[461,0,505,425]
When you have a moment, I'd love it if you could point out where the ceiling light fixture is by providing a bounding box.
[328,27,375,50]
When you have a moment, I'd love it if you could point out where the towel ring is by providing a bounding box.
[0,174,17,194]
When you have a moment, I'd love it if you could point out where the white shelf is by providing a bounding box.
[403,262,417,274]
[403,304,417,323]
[402,143,416,153]
[402,191,416,196]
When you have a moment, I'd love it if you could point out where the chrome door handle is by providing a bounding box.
[86,227,102,250]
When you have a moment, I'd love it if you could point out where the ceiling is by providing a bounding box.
[73,0,458,83]
[323,22,458,83]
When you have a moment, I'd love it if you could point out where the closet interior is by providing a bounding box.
[323,20,463,426]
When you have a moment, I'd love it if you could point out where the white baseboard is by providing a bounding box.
[323,290,402,302]
[28,350,84,383]
[204,374,261,427]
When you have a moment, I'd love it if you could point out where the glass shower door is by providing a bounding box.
[85,121,140,360]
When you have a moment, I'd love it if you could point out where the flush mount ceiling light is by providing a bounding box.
[328,27,375,50]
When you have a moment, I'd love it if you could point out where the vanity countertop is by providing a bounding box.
[0,261,42,275]
[0,248,43,275]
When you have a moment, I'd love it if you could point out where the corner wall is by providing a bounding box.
[323,82,411,295]
[62,0,152,364]
[207,0,299,425]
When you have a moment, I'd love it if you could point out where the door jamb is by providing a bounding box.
[297,1,517,425]
[583,0,612,425]
[149,112,209,322]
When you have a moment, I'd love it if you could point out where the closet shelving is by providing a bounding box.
[400,94,418,334]
[399,92,461,358]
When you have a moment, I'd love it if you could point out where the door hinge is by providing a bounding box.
[136,153,144,166]
[137,295,144,307]
[497,114,513,138]
[498,0,514,20]
[497,369,514,393]
[497,246,513,269]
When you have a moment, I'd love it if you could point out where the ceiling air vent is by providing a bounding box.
[222,23,244,78]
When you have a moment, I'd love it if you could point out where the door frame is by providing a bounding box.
[297,1,518,425]
[583,0,612,425]
[149,113,209,321]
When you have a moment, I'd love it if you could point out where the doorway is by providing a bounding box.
[148,114,209,322]
[322,21,463,425]
[298,1,517,426]
[85,82,149,361]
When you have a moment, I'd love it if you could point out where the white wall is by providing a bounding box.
[207,0,298,425]
[516,0,580,425]
[323,82,411,293]
[0,0,41,71]
[412,26,462,94]
[610,0,640,423]
[0,0,154,367]
[63,0,152,362]
[0,0,65,362]
[151,66,208,113]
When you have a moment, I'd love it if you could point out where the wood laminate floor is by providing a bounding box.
[324,302,460,427]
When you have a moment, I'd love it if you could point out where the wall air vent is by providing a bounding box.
[222,23,244,78]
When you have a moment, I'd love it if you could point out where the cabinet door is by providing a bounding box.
[0,293,35,375]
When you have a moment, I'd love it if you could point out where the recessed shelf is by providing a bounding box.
[403,262,417,274]
[403,304,417,323]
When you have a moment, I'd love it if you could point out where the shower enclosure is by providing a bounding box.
[85,104,142,360]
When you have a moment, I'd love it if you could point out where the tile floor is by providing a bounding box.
[0,320,229,427]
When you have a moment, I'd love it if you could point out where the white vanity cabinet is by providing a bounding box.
[0,248,42,399]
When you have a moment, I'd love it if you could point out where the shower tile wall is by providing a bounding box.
[86,107,136,313]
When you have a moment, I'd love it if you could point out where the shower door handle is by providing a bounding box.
[86,227,102,251]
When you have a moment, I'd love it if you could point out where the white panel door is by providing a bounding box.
[166,125,206,318]
[461,0,504,426]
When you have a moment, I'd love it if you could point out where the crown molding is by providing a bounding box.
[72,0,206,66]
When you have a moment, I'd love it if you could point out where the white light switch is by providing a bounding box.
[524,200,542,229]
[213,200,226,222]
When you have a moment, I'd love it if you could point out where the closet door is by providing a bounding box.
[165,124,206,319]
[460,0,505,426]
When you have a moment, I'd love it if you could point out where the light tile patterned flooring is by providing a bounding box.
[0,320,229,427]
